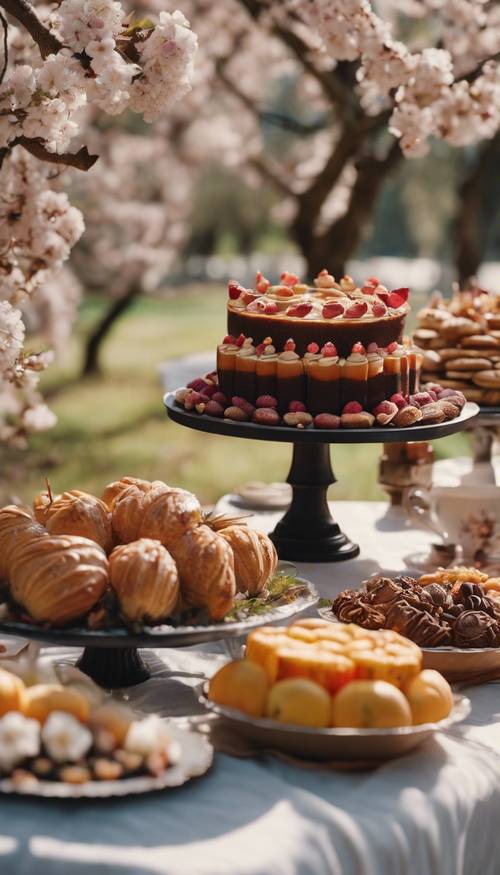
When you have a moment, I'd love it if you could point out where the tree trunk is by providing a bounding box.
[454,134,500,287]
[82,283,141,377]
[304,140,403,279]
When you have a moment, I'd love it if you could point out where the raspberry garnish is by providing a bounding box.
[256,395,278,409]
[235,334,246,347]
[223,335,236,344]
[342,401,363,414]
[287,303,313,318]
[387,291,406,308]
[322,301,344,319]
[307,342,320,354]
[390,287,409,302]
[351,342,366,355]
[280,271,299,287]
[389,393,407,409]
[386,341,399,353]
[288,401,306,413]
[256,270,270,293]
[372,302,388,317]
[228,280,244,300]
[321,342,338,357]
[345,301,368,319]
[284,338,296,352]
[264,302,278,314]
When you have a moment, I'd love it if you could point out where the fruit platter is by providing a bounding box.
[201,619,470,761]
[325,567,500,682]
[0,664,212,798]
[0,478,318,686]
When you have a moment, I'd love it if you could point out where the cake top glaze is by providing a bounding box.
[227,270,410,325]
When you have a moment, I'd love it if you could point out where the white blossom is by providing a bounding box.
[42,711,93,763]
[0,712,41,773]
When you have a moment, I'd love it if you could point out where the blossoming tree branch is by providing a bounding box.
[0,0,197,445]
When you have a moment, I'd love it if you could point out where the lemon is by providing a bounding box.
[331,679,412,728]
[208,660,269,717]
[266,678,330,728]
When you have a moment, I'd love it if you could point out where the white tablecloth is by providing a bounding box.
[2,502,500,875]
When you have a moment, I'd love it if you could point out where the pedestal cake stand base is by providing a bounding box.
[165,394,479,563]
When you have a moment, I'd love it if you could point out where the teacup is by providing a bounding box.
[405,484,500,563]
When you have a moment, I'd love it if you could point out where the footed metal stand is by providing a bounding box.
[270,442,359,562]
[76,647,150,687]
[165,393,479,563]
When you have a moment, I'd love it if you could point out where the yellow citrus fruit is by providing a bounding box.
[266,678,330,728]
[208,659,269,717]
[22,684,90,725]
[404,670,453,725]
[330,679,412,729]
[0,668,24,717]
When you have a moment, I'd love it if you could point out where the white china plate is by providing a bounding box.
[200,687,470,762]
[0,725,213,798]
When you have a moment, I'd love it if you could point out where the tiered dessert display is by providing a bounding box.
[202,619,469,760]
[0,480,318,687]
[0,665,212,796]
[166,269,479,561]
[329,567,500,681]
[416,283,500,408]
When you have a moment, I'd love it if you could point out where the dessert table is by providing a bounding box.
[1,502,500,875]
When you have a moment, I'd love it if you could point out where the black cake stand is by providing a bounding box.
[165,394,479,563]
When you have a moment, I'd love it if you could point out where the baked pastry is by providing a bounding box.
[0,505,45,580]
[101,477,158,511]
[33,489,113,553]
[170,525,236,620]
[111,480,167,543]
[23,684,91,724]
[9,535,109,626]
[138,486,202,550]
[109,538,180,624]
[219,525,278,595]
[0,667,25,717]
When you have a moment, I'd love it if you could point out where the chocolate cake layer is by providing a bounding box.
[227,310,406,357]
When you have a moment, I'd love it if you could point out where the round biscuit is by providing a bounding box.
[472,370,500,388]
[444,357,491,371]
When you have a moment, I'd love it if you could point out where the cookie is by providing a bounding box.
[444,357,491,371]
[441,318,477,340]
[440,348,487,361]
[414,328,439,344]
[417,308,449,331]
[446,370,475,380]
[486,315,500,331]
[422,350,442,371]
[461,387,484,403]
[479,389,500,405]
[460,334,500,351]
[472,370,500,388]
[438,378,471,390]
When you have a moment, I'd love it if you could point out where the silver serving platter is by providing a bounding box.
[200,687,470,762]
[0,578,318,648]
[0,725,213,798]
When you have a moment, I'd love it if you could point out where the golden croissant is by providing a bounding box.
[9,535,109,626]
[219,526,278,595]
[139,486,202,550]
[109,538,180,624]
[170,525,235,620]
[0,505,46,580]
[111,480,168,544]
[33,489,113,553]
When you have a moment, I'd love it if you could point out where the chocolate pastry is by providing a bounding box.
[453,611,500,648]
[386,601,452,647]
[365,577,402,607]
[425,583,453,611]
[453,582,498,616]
[332,592,386,629]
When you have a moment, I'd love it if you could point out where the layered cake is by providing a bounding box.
[217,269,418,415]
[173,268,467,430]
[417,283,500,406]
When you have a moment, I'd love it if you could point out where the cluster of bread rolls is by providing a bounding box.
[0,478,278,628]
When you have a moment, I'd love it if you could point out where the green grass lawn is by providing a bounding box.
[1,284,470,506]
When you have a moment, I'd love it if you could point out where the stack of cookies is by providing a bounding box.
[415,284,500,406]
